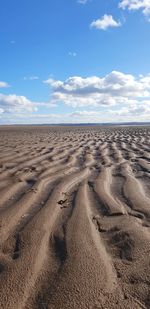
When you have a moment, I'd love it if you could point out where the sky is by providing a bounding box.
[1,0,150,124]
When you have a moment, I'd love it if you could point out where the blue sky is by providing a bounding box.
[1,0,150,123]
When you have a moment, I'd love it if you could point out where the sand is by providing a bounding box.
[0,125,150,309]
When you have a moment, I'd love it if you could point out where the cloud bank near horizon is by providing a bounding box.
[1,70,150,124]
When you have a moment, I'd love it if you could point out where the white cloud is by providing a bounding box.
[2,102,150,124]
[23,76,39,80]
[109,101,150,121]
[71,105,150,122]
[0,108,4,114]
[0,94,37,113]
[0,81,10,88]
[119,0,150,17]
[71,110,100,117]
[11,113,62,119]
[44,71,150,108]
[77,0,88,4]
[90,14,121,30]
[2,70,150,124]
[1,110,102,124]
[68,52,77,57]
[0,93,56,114]
[44,78,64,88]
[70,110,105,121]
[0,113,63,125]
[35,102,57,108]
[7,105,150,124]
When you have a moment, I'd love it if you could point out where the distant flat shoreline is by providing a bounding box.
[1,122,150,127]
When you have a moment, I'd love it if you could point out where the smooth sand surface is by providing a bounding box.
[0,125,150,309]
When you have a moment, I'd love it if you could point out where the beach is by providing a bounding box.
[0,125,150,308]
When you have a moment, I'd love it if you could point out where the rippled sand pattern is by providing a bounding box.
[0,125,150,309]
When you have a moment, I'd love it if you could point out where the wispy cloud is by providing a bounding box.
[0,81,10,88]
[23,76,39,81]
[77,0,88,4]
[68,52,77,57]
[90,14,121,30]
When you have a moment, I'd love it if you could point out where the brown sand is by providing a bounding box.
[0,125,150,309]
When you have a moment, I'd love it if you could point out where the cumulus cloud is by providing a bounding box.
[0,93,56,114]
[119,0,150,17]
[0,81,10,88]
[90,15,121,30]
[44,71,150,108]
[0,94,38,113]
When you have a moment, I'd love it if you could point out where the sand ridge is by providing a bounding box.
[0,125,150,308]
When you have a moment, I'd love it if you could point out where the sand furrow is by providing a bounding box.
[40,183,124,309]
[121,163,150,216]
[0,166,79,245]
[0,168,90,309]
[0,181,30,209]
[94,166,127,215]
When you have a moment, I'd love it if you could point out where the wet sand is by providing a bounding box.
[0,125,150,309]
